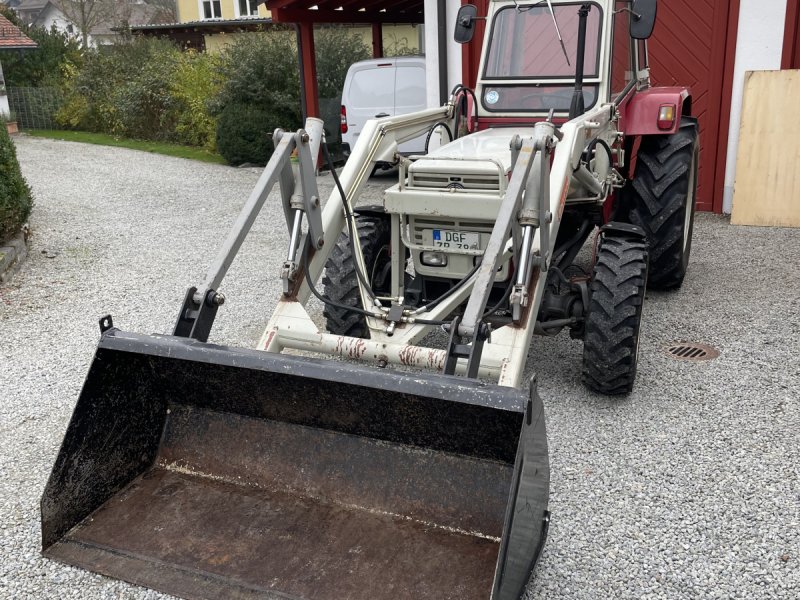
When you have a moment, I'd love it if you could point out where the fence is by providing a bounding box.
[6,87,64,130]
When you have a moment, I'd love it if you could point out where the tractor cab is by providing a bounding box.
[478,1,605,117]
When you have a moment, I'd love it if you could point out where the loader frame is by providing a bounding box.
[177,103,620,388]
[169,2,692,396]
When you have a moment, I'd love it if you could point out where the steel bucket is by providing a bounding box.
[41,328,549,599]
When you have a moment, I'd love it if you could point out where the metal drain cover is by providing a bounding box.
[665,342,719,361]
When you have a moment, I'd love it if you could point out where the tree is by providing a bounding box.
[54,0,114,48]
[145,0,177,23]
[0,6,83,88]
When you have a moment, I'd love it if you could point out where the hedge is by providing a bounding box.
[0,125,33,241]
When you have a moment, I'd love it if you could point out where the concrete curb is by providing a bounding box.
[0,226,30,284]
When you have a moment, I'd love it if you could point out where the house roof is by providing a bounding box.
[130,17,273,33]
[14,0,48,10]
[0,13,37,49]
[92,3,162,36]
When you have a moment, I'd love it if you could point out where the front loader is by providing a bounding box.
[41,1,698,598]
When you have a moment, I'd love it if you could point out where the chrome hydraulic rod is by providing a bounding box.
[458,120,561,338]
[282,209,304,295]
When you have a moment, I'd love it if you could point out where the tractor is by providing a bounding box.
[41,1,697,598]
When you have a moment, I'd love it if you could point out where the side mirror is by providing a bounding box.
[454,4,478,44]
[630,0,657,39]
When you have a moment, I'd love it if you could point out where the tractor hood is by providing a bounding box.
[424,128,537,175]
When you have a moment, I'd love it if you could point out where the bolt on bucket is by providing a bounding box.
[41,329,549,600]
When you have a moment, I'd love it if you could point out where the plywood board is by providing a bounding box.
[731,70,800,227]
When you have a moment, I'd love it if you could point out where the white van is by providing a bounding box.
[340,56,427,160]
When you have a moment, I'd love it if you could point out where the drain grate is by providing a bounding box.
[665,342,719,361]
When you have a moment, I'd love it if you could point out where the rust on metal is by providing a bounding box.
[511,267,541,328]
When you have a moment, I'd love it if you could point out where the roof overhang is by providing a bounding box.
[129,18,275,35]
[264,0,424,24]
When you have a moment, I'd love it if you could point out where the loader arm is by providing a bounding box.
[261,103,616,388]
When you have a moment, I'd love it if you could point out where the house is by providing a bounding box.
[0,11,37,119]
[12,0,46,27]
[12,0,166,47]
[133,0,422,55]
[15,0,80,40]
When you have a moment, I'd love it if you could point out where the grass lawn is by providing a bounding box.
[24,130,227,165]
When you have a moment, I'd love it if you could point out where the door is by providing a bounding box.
[647,0,738,212]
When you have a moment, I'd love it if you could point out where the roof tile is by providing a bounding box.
[0,14,38,49]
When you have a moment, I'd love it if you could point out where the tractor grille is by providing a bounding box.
[408,171,501,192]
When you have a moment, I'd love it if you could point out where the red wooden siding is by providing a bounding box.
[461,0,740,213]
[783,0,800,69]
[647,0,739,212]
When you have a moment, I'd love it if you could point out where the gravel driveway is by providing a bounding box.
[1,135,798,599]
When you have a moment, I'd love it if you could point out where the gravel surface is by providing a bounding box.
[1,135,798,599]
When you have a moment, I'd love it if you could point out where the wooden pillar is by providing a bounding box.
[782,0,800,69]
[372,23,383,58]
[298,22,320,119]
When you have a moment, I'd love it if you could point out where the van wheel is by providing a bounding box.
[322,214,391,338]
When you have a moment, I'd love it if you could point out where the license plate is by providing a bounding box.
[432,229,480,250]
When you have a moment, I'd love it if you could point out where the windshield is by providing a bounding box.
[484,3,602,79]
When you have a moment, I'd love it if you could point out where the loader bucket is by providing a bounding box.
[41,329,549,600]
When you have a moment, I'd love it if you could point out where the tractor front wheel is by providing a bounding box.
[626,117,699,289]
[581,232,649,395]
[322,214,392,338]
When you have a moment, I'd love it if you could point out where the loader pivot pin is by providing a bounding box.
[99,315,114,334]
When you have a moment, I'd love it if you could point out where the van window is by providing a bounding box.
[349,67,395,109]
[395,66,426,110]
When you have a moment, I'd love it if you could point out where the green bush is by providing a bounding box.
[56,37,219,149]
[212,27,369,164]
[216,103,279,166]
[67,37,181,136]
[114,47,180,140]
[214,30,301,111]
[0,126,33,241]
[172,51,221,151]
[213,31,302,165]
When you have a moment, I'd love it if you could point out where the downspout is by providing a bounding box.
[437,0,448,105]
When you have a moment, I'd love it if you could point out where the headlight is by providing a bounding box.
[421,251,448,266]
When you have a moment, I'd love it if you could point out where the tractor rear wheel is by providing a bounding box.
[625,117,699,289]
[582,232,649,395]
[322,214,391,338]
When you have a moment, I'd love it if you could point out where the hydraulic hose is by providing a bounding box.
[424,122,453,154]
[322,142,379,304]
[318,144,450,326]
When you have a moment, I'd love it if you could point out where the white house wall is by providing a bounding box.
[722,0,787,214]
[35,4,96,47]
[424,0,463,110]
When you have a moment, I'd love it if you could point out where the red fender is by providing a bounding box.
[619,87,691,136]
